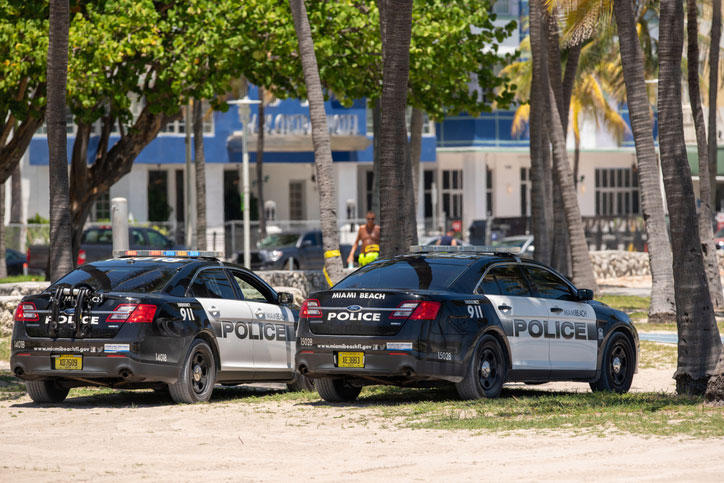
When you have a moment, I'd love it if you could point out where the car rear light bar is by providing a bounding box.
[113,250,223,259]
[108,304,157,323]
[300,299,322,318]
[14,302,39,322]
[409,301,441,320]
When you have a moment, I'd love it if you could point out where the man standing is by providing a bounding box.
[347,211,381,267]
[436,229,458,246]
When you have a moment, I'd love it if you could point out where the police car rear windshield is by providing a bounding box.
[335,258,466,291]
[50,265,176,293]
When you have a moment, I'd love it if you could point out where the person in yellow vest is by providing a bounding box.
[347,211,381,267]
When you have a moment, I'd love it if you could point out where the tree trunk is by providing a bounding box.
[709,0,721,212]
[658,0,722,395]
[377,0,413,258]
[289,0,344,284]
[193,99,207,250]
[545,79,597,290]
[10,161,23,252]
[562,43,582,129]
[551,181,572,277]
[403,118,417,248]
[69,122,92,262]
[613,0,676,322]
[46,0,73,281]
[687,0,724,311]
[371,98,382,217]
[0,182,7,279]
[0,89,45,185]
[256,87,267,239]
[409,108,423,212]
[529,0,552,265]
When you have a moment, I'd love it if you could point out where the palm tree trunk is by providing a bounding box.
[10,161,23,253]
[708,0,721,211]
[0,182,7,279]
[289,0,344,283]
[658,0,722,395]
[371,98,381,216]
[529,0,552,265]
[613,0,676,322]
[193,99,207,250]
[378,0,413,258]
[46,0,73,281]
[403,118,417,248]
[687,0,724,311]
[256,87,267,239]
[562,44,582,127]
[409,108,423,211]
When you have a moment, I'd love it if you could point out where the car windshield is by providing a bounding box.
[258,234,299,248]
[491,238,528,248]
[335,257,464,291]
[50,264,176,293]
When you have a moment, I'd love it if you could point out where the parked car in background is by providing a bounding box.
[27,227,179,277]
[6,248,26,276]
[238,230,352,271]
[491,235,534,258]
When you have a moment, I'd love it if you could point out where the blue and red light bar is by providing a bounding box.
[113,250,223,259]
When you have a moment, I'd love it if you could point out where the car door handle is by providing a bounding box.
[498,304,512,312]
[254,307,264,318]
[550,307,563,313]
[210,310,220,318]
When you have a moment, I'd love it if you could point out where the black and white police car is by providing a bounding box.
[10,250,311,404]
[296,246,639,402]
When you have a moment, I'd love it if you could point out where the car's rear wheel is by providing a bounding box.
[590,332,635,393]
[315,377,361,402]
[26,380,69,404]
[169,339,216,404]
[287,373,315,392]
[456,335,507,400]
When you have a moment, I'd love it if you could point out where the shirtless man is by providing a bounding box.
[347,211,381,267]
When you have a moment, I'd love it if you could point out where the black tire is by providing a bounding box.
[287,373,315,392]
[456,335,507,400]
[169,339,217,404]
[315,377,361,402]
[26,380,69,404]
[590,332,635,393]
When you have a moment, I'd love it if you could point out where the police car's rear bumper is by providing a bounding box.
[11,352,181,384]
[296,349,464,383]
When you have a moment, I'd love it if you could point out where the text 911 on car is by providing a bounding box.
[10,250,313,404]
[296,245,639,402]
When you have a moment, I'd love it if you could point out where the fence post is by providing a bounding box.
[111,198,129,252]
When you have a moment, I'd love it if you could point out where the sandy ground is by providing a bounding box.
[2,368,724,482]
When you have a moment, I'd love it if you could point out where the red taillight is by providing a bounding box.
[390,301,419,319]
[300,299,322,318]
[14,302,39,322]
[409,301,441,320]
[108,304,157,323]
[76,249,87,266]
[127,304,157,323]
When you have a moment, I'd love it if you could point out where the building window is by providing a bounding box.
[289,180,305,220]
[148,170,171,221]
[423,170,435,219]
[365,170,374,214]
[486,167,494,216]
[520,167,531,217]
[160,101,214,136]
[224,170,241,221]
[595,168,639,215]
[92,192,111,221]
[441,169,463,221]
[492,0,511,15]
[365,101,435,136]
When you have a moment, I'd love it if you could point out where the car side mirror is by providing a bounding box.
[278,292,294,305]
[577,288,594,301]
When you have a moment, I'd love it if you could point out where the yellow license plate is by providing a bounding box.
[338,352,364,368]
[53,355,82,370]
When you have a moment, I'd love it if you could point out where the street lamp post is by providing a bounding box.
[229,96,260,268]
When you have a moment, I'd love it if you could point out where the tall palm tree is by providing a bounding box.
[46,0,73,281]
[612,0,676,323]
[708,0,721,207]
[289,0,344,284]
[0,183,6,278]
[377,0,413,258]
[658,0,722,395]
[686,0,724,311]
[193,99,207,250]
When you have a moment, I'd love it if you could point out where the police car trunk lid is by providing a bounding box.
[307,290,427,336]
[19,291,147,339]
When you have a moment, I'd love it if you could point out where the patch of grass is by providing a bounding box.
[0,337,9,362]
[378,389,724,438]
[629,311,648,321]
[598,295,650,311]
[635,320,724,333]
[639,340,677,369]
[0,371,25,402]
[0,275,44,283]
